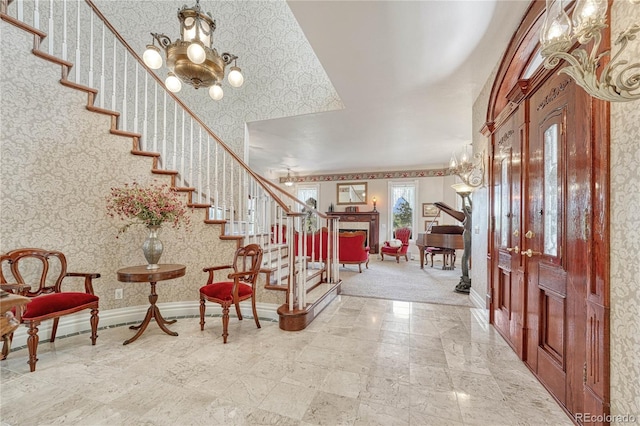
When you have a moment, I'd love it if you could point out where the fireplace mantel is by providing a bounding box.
[326,211,380,254]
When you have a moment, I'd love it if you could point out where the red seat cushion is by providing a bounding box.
[22,292,99,320]
[199,281,253,301]
[380,245,399,254]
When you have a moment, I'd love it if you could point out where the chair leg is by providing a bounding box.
[50,317,59,342]
[251,298,261,329]
[27,321,40,372]
[366,258,369,269]
[221,302,230,343]
[199,297,206,331]
[396,255,399,263]
[358,263,362,273]
[404,253,409,262]
[90,308,99,345]
[380,252,385,261]
[430,253,434,267]
[235,300,243,321]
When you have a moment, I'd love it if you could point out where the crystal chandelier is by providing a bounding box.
[142,0,244,101]
[449,145,484,188]
[540,0,640,102]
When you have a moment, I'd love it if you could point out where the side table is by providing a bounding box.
[116,264,186,345]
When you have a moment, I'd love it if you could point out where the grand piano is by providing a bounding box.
[416,202,465,270]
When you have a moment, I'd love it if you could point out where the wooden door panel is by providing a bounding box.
[538,346,567,404]
[541,291,565,363]
[490,110,524,356]
[527,74,572,408]
[509,273,525,356]
[538,262,567,296]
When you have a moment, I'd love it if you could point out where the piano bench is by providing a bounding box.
[425,247,456,270]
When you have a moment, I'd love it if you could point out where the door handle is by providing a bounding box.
[521,249,541,257]
[506,246,519,254]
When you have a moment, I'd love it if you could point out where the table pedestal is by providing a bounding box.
[116,264,186,345]
[124,282,178,345]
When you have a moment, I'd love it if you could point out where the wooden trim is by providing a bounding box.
[277,281,341,331]
[486,0,545,123]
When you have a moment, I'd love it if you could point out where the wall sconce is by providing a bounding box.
[449,145,484,188]
[372,196,377,212]
[540,0,640,102]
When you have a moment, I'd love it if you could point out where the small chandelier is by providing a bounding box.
[142,0,244,101]
[539,0,640,102]
[449,145,484,188]
[283,169,295,187]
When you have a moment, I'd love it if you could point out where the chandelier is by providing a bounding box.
[449,145,484,188]
[142,0,244,101]
[283,169,295,187]
[540,0,640,102]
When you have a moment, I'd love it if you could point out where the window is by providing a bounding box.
[388,181,417,239]
[296,184,319,213]
[297,184,319,232]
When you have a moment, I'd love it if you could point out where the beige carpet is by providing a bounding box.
[339,255,474,307]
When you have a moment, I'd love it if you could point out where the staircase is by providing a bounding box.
[0,0,341,330]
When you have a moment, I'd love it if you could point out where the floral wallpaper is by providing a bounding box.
[609,1,640,420]
[0,23,284,312]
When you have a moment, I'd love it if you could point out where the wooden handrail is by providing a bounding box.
[83,0,290,212]
[257,175,330,220]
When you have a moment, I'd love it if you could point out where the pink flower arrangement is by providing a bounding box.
[106,182,190,233]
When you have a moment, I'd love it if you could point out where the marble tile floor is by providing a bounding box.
[0,296,573,426]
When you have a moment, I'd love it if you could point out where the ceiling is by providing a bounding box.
[249,0,531,178]
[94,0,532,180]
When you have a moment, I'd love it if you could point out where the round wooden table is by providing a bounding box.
[116,264,186,345]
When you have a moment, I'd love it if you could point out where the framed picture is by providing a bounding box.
[422,203,439,217]
[425,220,438,232]
[336,182,367,205]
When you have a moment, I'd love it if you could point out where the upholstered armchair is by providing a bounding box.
[0,248,100,372]
[380,227,411,263]
[338,231,370,273]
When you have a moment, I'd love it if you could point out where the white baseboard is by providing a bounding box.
[469,287,485,310]
[9,301,280,350]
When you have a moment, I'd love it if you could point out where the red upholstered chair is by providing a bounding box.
[0,248,100,372]
[338,231,370,272]
[199,244,263,343]
[380,227,411,263]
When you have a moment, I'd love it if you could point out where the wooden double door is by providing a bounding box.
[489,70,608,422]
